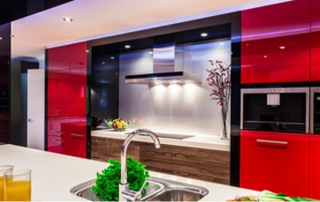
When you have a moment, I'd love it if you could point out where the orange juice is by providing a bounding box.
[0,176,4,201]
[4,180,31,201]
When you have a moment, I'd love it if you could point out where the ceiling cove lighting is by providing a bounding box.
[125,45,131,49]
[200,33,208,37]
[63,17,73,22]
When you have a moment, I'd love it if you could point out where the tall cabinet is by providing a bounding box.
[46,42,88,158]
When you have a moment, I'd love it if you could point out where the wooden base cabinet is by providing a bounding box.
[240,130,309,197]
[91,136,230,185]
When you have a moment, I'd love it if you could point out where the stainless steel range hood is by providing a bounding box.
[125,42,202,85]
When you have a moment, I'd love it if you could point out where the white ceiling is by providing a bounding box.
[11,0,290,65]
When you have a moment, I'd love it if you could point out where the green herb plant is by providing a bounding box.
[92,157,150,201]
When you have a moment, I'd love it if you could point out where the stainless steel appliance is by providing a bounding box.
[310,87,320,134]
[241,87,309,133]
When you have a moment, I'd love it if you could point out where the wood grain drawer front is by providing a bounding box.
[90,137,230,185]
[140,143,172,175]
[172,146,230,185]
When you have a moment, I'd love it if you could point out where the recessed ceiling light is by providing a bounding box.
[125,45,131,49]
[219,42,224,45]
[102,62,105,65]
[264,55,267,58]
[149,51,153,54]
[201,33,208,37]
[85,50,89,53]
[63,17,73,22]
[111,57,115,59]
[279,46,285,49]
[0,37,3,40]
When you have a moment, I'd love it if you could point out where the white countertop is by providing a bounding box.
[92,128,230,151]
[0,144,258,201]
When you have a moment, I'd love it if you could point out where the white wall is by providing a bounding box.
[119,40,231,136]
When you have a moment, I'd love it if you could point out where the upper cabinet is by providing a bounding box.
[241,0,310,84]
[311,0,320,81]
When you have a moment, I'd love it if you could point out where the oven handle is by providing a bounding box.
[257,139,288,149]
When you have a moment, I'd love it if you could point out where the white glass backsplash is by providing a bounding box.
[119,40,231,137]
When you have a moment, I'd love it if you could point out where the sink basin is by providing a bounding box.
[70,178,164,201]
[70,177,208,201]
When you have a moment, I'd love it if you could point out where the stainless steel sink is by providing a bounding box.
[70,176,208,201]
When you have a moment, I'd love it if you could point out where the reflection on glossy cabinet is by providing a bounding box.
[309,136,320,199]
[240,130,309,197]
[241,0,310,84]
[311,0,320,81]
[46,42,88,158]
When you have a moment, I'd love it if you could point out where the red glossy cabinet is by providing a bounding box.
[241,0,310,84]
[46,42,87,158]
[309,136,320,199]
[240,130,309,197]
[311,0,320,81]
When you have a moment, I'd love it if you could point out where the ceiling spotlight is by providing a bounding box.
[279,46,285,49]
[111,56,115,59]
[85,50,89,53]
[102,62,105,65]
[219,42,224,45]
[201,33,208,37]
[149,51,153,55]
[125,45,131,49]
[264,55,267,58]
[0,37,3,40]
[63,17,73,22]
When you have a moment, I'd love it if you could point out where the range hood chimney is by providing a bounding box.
[125,40,202,85]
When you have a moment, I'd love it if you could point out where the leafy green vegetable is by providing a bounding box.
[92,157,150,201]
[258,190,318,201]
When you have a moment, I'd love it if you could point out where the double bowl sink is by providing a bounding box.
[70,176,209,201]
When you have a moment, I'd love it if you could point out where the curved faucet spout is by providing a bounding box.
[119,128,161,201]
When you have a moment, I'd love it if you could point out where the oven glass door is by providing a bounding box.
[243,93,306,133]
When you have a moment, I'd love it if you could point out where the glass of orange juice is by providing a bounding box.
[0,165,13,201]
[4,169,31,201]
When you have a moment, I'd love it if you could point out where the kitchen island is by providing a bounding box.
[0,144,258,201]
[92,129,231,185]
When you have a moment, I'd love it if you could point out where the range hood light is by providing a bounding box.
[201,33,208,37]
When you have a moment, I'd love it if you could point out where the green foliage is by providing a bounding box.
[92,157,150,201]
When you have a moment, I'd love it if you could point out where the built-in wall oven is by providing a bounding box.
[241,87,309,133]
[310,87,320,134]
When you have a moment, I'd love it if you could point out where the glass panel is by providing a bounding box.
[243,93,306,132]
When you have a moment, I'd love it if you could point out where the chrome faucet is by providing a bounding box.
[119,128,161,202]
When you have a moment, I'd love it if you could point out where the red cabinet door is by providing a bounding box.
[46,42,88,158]
[309,136,320,199]
[240,130,309,197]
[47,119,67,155]
[241,0,310,84]
[311,0,320,81]
[69,122,87,158]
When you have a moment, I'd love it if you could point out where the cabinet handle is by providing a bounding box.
[52,139,63,145]
[257,139,288,149]
[51,131,64,136]
[71,133,83,138]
